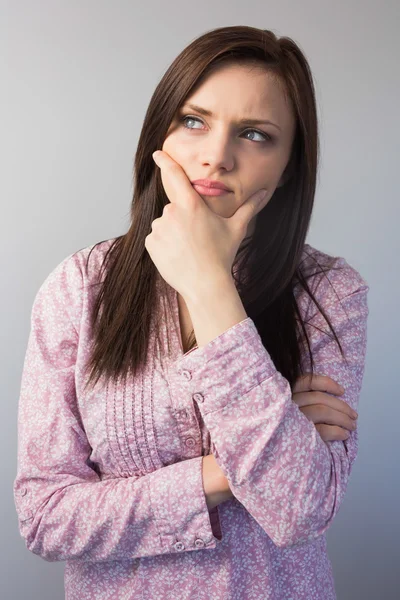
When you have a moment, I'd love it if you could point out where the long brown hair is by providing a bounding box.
[81,25,347,393]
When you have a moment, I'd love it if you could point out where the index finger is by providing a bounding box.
[153,150,199,208]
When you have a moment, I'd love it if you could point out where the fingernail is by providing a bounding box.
[258,189,268,201]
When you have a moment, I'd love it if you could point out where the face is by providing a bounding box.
[162,63,297,239]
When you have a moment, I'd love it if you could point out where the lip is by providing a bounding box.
[191,178,232,192]
[192,184,231,196]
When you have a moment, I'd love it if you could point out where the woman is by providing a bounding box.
[13,26,368,599]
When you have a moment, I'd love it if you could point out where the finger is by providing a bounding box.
[292,375,358,420]
[298,392,358,420]
[293,390,357,420]
[292,372,345,397]
[229,188,268,233]
[314,423,351,443]
[152,150,200,208]
[298,403,357,431]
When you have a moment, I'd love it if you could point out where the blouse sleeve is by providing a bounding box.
[174,257,369,549]
[13,253,220,562]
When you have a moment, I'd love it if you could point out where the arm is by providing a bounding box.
[13,254,221,563]
[176,257,369,548]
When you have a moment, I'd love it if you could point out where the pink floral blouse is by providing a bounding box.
[13,237,369,599]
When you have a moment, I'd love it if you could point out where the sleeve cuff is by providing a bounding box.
[147,455,222,554]
[172,317,279,415]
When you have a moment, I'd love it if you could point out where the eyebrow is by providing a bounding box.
[182,103,282,131]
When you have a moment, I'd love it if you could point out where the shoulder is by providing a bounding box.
[296,243,370,323]
[299,242,369,297]
[32,237,119,324]
[70,236,119,282]
[39,237,119,291]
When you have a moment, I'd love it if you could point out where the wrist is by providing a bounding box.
[183,273,235,307]
[184,278,247,349]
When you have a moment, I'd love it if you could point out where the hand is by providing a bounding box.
[146,150,267,301]
[202,454,233,510]
[292,373,358,442]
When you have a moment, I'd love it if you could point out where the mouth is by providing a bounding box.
[190,179,232,192]
[191,184,233,196]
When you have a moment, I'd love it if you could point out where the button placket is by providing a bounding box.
[174,368,205,458]
[174,407,200,456]
[179,408,190,421]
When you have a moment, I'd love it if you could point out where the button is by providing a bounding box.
[19,487,27,496]
[185,437,196,448]
[181,370,192,381]
[20,510,33,522]
[193,393,204,403]
[174,541,185,551]
[194,538,205,548]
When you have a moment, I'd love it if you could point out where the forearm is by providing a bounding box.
[185,277,243,507]
[184,276,248,349]
[202,454,233,510]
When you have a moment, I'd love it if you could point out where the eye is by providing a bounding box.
[179,115,273,144]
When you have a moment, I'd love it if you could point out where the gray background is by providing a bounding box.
[2,1,399,598]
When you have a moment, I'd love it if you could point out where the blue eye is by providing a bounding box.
[179,115,273,144]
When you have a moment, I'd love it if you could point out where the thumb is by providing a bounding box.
[230,188,268,229]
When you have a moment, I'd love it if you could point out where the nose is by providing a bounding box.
[200,134,235,172]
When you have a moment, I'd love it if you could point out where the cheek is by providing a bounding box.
[161,139,189,168]
[161,139,171,154]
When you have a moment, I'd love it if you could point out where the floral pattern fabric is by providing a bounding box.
[13,238,369,599]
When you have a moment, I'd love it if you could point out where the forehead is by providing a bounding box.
[185,64,295,131]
